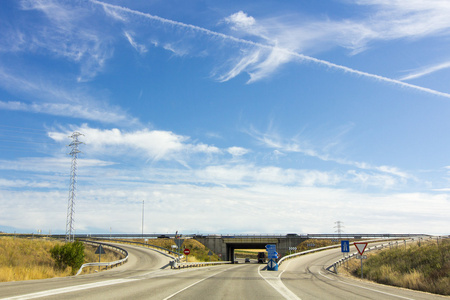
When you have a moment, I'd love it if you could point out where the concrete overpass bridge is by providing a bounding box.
[21,232,428,261]
[191,233,423,261]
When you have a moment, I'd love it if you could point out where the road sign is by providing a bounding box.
[184,248,190,255]
[266,244,276,250]
[356,255,367,259]
[207,250,213,256]
[175,239,184,249]
[289,247,297,251]
[267,259,278,271]
[354,243,368,255]
[95,245,106,254]
[341,240,350,253]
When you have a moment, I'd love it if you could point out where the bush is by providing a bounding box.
[50,240,85,275]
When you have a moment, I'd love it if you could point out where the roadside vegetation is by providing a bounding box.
[235,249,261,259]
[296,239,336,252]
[127,238,220,262]
[0,237,123,282]
[341,238,450,296]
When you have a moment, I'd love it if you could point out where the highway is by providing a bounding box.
[0,241,447,299]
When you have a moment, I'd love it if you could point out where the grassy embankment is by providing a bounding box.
[129,238,220,262]
[340,238,450,296]
[0,237,122,282]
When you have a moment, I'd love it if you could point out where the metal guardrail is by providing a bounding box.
[75,240,129,276]
[324,236,445,274]
[277,237,422,266]
[4,233,431,239]
[88,238,181,258]
[278,244,340,266]
[172,261,232,269]
[87,238,230,270]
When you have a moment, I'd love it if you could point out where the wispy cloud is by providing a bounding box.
[400,61,450,81]
[0,100,134,124]
[246,126,411,180]
[0,67,138,125]
[12,0,114,81]
[91,0,450,99]
[124,31,147,54]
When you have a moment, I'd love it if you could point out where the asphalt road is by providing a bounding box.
[0,241,448,299]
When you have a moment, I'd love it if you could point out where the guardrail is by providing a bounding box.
[278,237,426,267]
[324,236,443,274]
[8,233,431,239]
[87,238,181,259]
[87,238,231,270]
[171,261,232,269]
[278,244,341,266]
[75,240,129,276]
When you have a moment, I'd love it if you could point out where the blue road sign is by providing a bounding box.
[341,240,350,253]
[266,244,276,250]
[267,259,278,271]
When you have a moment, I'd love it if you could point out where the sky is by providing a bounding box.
[1,0,450,236]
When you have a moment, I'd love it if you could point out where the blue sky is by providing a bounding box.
[1,0,449,235]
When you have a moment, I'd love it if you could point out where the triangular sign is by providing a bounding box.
[175,239,184,249]
[207,250,213,256]
[354,243,368,255]
[95,245,106,254]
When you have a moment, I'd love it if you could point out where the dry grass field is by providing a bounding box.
[0,237,124,281]
[339,238,450,296]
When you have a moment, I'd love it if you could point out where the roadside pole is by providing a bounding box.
[354,243,368,279]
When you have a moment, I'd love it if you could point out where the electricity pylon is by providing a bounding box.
[66,132,84,242]
[334,221,344,238]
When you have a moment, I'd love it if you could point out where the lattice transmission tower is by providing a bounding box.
[66,132,84,242]
[334,221,344,238]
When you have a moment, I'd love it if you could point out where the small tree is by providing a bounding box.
[50,240,85,274]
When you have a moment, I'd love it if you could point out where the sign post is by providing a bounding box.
[341,240,350,269]
[184,248,190,262]
[95,245,106,271]
[266,244,278,271]
[354,243,368,279]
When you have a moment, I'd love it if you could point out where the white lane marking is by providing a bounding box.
[318,271,414,300]
[258,266,301,300]
[162,266,238,300]
[3,278,138,300]
[318,270,335,281]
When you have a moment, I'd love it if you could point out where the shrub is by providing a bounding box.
[50,240,85,275]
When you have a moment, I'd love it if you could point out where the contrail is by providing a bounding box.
[91,0,450,99]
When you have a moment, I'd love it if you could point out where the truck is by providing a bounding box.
[257,252,266,263]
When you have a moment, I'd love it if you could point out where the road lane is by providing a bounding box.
[280,242,448,300]
[2,240,448,300]
[0,243,172,299]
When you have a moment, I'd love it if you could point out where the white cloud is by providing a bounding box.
[124,31,147,54]
[247,126,412,181]
[0,100,135,125]
[1,181,448,234]
[16,0,114,81]
[87,0,450,98]
[400,61,450,81]
[227,146,249,157]
[48,126,220,164]
[0,67,138,125]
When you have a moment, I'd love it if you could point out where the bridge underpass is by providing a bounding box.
[193,235,308,261]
